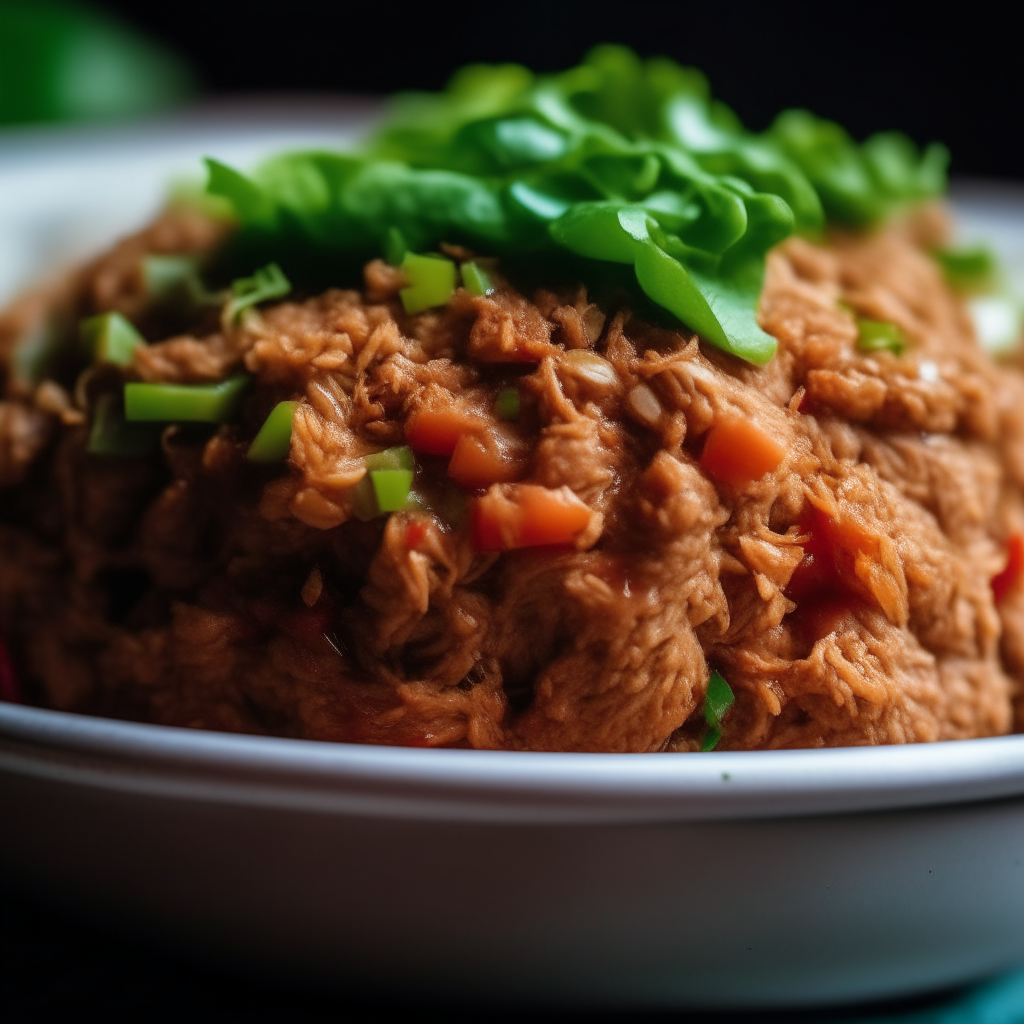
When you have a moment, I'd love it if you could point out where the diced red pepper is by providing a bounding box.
[404,407,485,457]
[447,426,528,489]
[700,416,786,488]
[0,636,22,704]
[992,533,1024,605]
[471,484,595,552]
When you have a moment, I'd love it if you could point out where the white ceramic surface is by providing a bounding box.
[1,112,1024,1009]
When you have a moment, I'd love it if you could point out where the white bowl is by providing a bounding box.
[2,108,1024,1009]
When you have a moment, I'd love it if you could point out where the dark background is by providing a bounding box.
[100,0,1024,181]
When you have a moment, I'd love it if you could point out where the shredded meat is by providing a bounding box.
[0,204,1021,749]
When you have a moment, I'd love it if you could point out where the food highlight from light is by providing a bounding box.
[0,47,1022,753]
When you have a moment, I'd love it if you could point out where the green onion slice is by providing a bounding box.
[856,318,906,355]
[701,670,735,752]
[400,253,456,314]
[248,400,298,462]
[461,261,495,297]
[124,374,250,423]
[88,393,161,457]
[80,312,145,367]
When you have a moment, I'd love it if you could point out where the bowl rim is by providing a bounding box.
[3,702,1023,825]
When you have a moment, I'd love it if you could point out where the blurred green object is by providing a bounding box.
[0,1,195,126]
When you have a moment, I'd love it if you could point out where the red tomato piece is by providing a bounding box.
[405,407,485,456]
[992,533,1024,605]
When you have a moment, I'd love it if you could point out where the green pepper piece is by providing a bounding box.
[80,312,144,366]
[400,253,456,314]
[701,670,734,752]
[932,245,998,293]
[461,261,495,297]
[248,400,298,462]
[87,393,161,457]
[856,318,906,355]
[124,374,250,422]
[494,387,520,421]
[224,263,291,323]
[142,255,198,298]
[370,468,414,512]
[364,445,415,473]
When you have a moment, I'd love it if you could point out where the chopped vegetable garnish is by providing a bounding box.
[205,47,947,366]
[364,445,415,472]
[461,261,495,297]
[699,417,785,488]
[124,375,250,423]
[856,318,906,355]
[350,446,419,520]
[448,428,527,489]
[143,255,200,299]
[471,484,595,551]
[248,400,297,462]
[223,262,291,324]
[80,312,144,366]
[400,252,457,314]
[405,407,485,456]
[404,521,428,550]
[992,533,1024,605]
[11,317,61,387]
[493,387,520,421]
[371,468,415,512]
[701,670,735,751]
[932,245,997,292]
[87,393,161,456]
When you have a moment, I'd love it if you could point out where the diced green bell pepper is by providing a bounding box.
[400,253,456,314]
[80,312,144,366]
[351,446,418,519]
[248,400,297,462]
[856,318,906,355]
[124,374,250,422]
[370,469,414,512]
[461,261,495,297]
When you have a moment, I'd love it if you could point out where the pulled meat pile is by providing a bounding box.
[1,206,1022,750]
